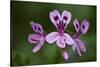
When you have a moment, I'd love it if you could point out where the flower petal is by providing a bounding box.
[46,32,58,44]
[49,10,61,28]
[36,23,44,34]
[28,34,41,43]
[62,51,69,61]
[73,38,86,56]
[81,19,89,34]
[62,10,71,28]
[30,21,38,33]
[72,42,77,51]
[73,19,80,32]
[64,33,74,45]
[76,39,86,52]
[76,46,82,56]
[30,22,44,34]
[56,36,66,48]
[32,43,42,53]
[32,38,45,53]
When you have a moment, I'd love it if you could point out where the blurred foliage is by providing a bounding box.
[11,1,96,66]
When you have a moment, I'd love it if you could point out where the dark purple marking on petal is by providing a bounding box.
[61,20,63,25]
[59,20,63,27]
[76,24,79,28]
[34,25,37,30]
[54,15,59,21]
[82,25,85,30]
[64,38,66,42]
[59,20,62,25]
[56,23,59,27]
[63,16,68,21]
[31,38,38,42]
[61,20,65,27]
[63,23,66,27]
[38,27,41,32]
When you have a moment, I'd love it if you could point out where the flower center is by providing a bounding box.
[57,20,66,34]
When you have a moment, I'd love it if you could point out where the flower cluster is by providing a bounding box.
[28,10,89,61]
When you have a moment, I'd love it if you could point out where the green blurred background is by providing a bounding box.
[11,1,96,66]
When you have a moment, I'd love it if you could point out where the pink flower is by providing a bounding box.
[72,19,89,56]
[46,10,75,61]
[28,21,45,53]
[46,10,74,48]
